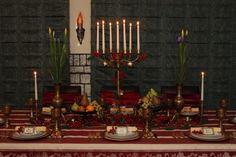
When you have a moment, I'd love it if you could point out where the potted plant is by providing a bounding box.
[48,27,69,84]
[174,29,189,116]
[48,27,69,108]
[176,29,189,85]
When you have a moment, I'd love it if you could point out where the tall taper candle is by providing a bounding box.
[102,20,105,54]
[109,22,112,53]
[116,21,119,53]
[129,23,132,53]
[201,72,205,101]
[96,22,99,52]
[34,71,38,101]
[137,21,140,54]
[123,19,126,54]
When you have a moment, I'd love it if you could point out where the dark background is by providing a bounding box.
[91,0,236,109]
[0,0,69,107]
[0,0,235,109]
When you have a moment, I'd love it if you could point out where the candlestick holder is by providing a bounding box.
[96,51,145,95]
[94,20,147,96]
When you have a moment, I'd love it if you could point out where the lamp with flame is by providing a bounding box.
[76,12,85,45]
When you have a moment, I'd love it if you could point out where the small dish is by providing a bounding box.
[188,132,229,142]
[10,130,51,140]
[0,118,5,126]
[180,112,199,116]
[229,117,236,124]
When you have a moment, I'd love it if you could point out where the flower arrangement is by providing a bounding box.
[139,88,158,109]
[48,27,69,84]
[176,29,189,84]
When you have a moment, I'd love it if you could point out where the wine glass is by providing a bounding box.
[3,104,11,128]
[216,107,225,131]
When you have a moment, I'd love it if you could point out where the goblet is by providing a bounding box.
[3,104,11,128]
[142,108,154,138]
[219,99,229,109]
[216,107,225,131]
[51,108,63,138]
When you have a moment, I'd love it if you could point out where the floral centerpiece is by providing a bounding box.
[139,88,159,110]
[176,29,189,85]
[48,27,69,84]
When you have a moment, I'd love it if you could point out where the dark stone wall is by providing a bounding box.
[91,0,236,109]
[0,0,69,107]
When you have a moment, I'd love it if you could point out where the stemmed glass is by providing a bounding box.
[3,104,11,128]
[26,98,35,121]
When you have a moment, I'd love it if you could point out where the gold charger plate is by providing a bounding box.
[10,130,51,141]
[104,132,140,141]
[188,132,229,142]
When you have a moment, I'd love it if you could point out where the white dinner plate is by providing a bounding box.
[188,132,228,142]
[104,131,140,141]
[10,131,51,140]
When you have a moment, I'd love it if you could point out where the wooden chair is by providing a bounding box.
[100,86,141,106]
[42,85,81,107]
[160,86,201,107]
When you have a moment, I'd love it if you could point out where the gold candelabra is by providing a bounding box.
[95,19,146,95]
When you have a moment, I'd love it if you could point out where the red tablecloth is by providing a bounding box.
[0,109,236,156]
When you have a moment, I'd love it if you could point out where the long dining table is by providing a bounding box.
[0,109,236,157]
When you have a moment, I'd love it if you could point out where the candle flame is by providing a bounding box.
[123,19,126,24]
[117,21,119,25]
[201,72,205,76]
[77,12,83,26]
[34,71,37,76]
[97,22,99,26]
[102,20,105,25]
[109,22,112,26]
[129,23,132,27]
[137,21,139,25]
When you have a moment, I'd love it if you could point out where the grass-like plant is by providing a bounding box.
[48,27,69,84]
[176,29,189,84]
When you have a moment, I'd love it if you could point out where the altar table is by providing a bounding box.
[0,109,236,157]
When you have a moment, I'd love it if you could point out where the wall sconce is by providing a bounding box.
[76,12,85,45]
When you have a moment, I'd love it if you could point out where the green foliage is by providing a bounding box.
[48,27,69,84]
[176,29,189,84]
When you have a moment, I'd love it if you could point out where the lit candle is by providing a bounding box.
[34,71,38,101]
[116,21,119,53]
[129,23,132,53]
[137,21,140,54]
[96,22,99,52]
[102,20,105,54]
[123,19,126,54]
[201,72,205,101]
[109,22,112,53]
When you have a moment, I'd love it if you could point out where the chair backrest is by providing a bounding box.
[160,86,201,107]
[100,85,141,106]
[42,85,81,106]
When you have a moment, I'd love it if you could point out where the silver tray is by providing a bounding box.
[104,131,140,141]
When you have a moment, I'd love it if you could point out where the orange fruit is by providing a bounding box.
[86,105,94,112]
[78,106,85,112]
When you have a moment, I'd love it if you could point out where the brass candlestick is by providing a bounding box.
[3,104,11,128]
[51,84,63,138]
